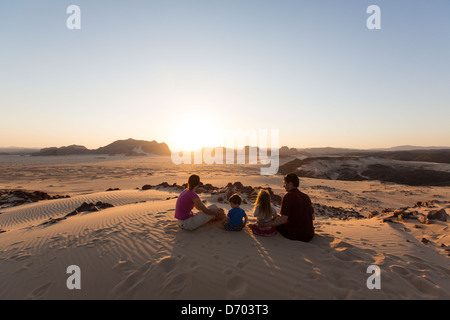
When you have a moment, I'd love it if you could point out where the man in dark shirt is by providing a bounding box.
[259,173,314,242]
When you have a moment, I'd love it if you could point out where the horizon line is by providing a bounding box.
[1,138,450,153]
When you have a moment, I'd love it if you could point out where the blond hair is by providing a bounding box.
[254,189,272,221]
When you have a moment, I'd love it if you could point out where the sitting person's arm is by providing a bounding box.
[271,206,278,219]
[193,198,224,216]
[257,215,288,228]
[259,194,289,228]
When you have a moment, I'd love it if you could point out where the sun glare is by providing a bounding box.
[169,115,222,152]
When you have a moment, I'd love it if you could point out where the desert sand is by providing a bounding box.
[0,155,449,299]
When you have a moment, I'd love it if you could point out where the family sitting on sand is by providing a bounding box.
[174,173,315,242]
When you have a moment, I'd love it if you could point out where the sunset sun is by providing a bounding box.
[169,115,222,152]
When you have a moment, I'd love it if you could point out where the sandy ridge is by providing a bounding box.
[0,187,449,299]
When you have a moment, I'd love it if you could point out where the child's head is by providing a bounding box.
[228,193,242,208]
[255,189,272,220]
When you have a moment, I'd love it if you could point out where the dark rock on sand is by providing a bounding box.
[42,217,66,225]
[427,209,448,221]
[64,201,114,218]
[414,200,437,208]
[0,189,70,208]
[418,216,431,224]
[313,203,364,220]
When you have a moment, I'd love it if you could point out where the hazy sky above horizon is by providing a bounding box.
[1,0,449,150]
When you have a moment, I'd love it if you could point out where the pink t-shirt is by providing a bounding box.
[175,189,199,220]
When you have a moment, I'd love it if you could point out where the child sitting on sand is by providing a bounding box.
[223,193,248,231]
[249,189,278,237]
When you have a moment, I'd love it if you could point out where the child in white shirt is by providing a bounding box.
[249,189,278,237]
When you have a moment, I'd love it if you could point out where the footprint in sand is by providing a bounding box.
[189,260,200,270]
[226,275,247,298]
[112,261,153,299]
[236,255,251,270]
[389,264,411,276]
[162,272,191,299]
[113,258,134,273]
[145,255,191,298]
[410,276,444,298]
[223,268,233,276]
[29,282,52,299]
[156,256,179,273]
[9,252,32,261]
[14,262,34,274]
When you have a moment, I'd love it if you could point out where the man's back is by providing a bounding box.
[279,188,314,241]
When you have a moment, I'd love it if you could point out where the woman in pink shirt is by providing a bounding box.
[175,174,225,230]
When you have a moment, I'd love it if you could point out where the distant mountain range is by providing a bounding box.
[0,147,40,155]
[1,141,450,163]
[279,146,450,164]
[29,139,171,156]
[369,145,450,151]
[282,145,450,156]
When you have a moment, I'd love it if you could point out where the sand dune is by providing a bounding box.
[1,185,449,300]
[1,155,449,299]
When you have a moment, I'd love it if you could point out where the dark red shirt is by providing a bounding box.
[279,188,314,241]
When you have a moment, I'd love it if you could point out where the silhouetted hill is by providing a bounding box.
[37,145,91,156]
[96,139,171,156]
[0,147,40,155]
[369,145,450,151]
[31,139,171,156]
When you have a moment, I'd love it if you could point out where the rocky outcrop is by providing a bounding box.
[427,209,448,222]
[0,190,70,208]
[361,164,450,186]
[313,203,364,220]
[96,138,171,156]
[141,181,282,206]
[378,200,450,224]
[64,201,114,218]
[32,138,171,156]
[36,145,91,156]
[42,201,115,225]
[278,157,450,186]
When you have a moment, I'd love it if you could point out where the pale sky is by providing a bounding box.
[1,0,449,150]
